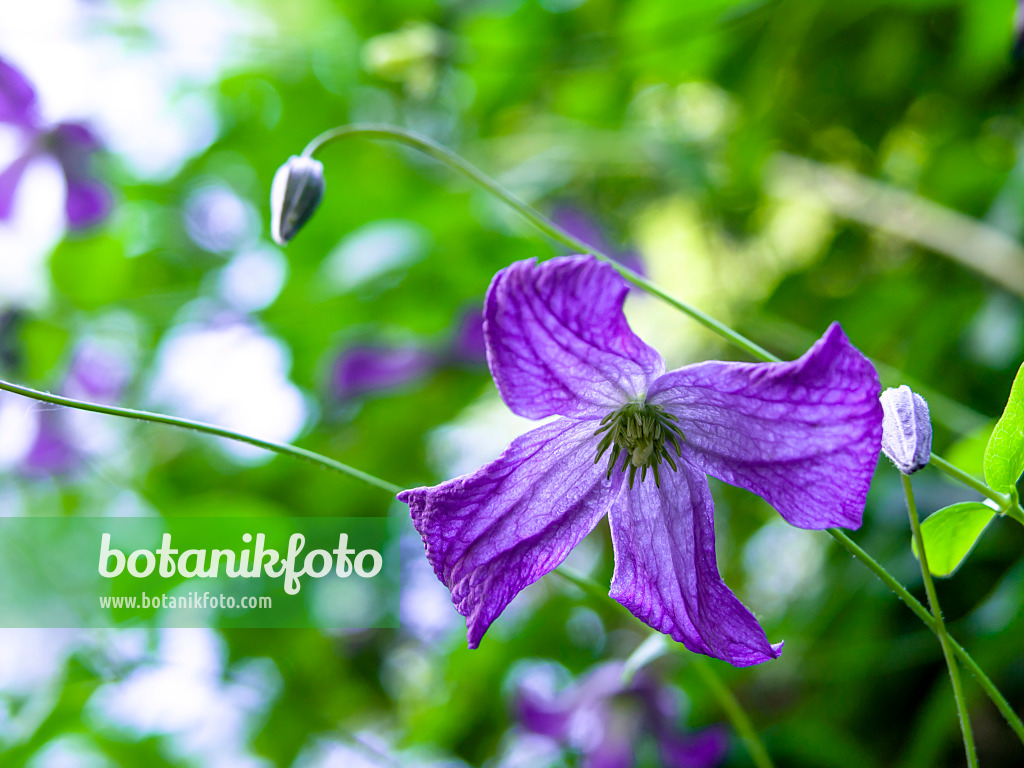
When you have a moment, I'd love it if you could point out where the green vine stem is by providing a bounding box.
[2,124,1019,755]
[690,655,776,768]
[305,125,1019,523]
[901,474,979,767]
[303,123,777,363]
[828,528,1024,745]
[0,380,402,496]
[557,570,775,768]
[929,454,1024,525]
[2,376,1022,746]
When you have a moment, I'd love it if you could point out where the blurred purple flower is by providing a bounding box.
[552,206,646,278]
[400,256,882,665]
[20,412,78,477]
[20,342,130,476]
[449,304,486,363]
[0,57,111,229]
[516,662,727,768]
[330,305,489,402]
[332,345,439,401]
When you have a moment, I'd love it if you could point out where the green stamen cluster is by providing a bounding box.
[594,401,685,488]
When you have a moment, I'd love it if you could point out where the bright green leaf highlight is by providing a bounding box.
[912,502,995,578]
[984,362,1024,494]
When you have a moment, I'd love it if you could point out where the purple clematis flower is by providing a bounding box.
[0,57,111,229]
[20,341,131,477]
[330,306,490,402]
[515,661,727,768]
[399,255,882,666]
[332,344,439,401]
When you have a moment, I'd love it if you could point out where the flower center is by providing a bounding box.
[594,400,685,488]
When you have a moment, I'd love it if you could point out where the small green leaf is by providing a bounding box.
[984,361,1024,494]
[912,502,995,577]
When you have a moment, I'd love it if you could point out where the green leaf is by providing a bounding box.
[984,361,1024,494]
[912,502,995,577]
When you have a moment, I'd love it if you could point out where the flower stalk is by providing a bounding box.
[901,474,978,768]
[2,375,1022,745]
[300,123,778,362]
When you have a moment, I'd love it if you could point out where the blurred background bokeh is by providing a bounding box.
[1,0,1023,766]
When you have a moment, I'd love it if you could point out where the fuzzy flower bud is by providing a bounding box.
[270,155,325,245]
[880,385,931,474]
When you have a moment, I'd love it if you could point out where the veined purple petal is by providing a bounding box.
[399,418,617,647]
[607,458,782,667]
[332,345,438,400]
[648,322,882,530]
[0,57,39,128]
[485,256,664,420]
[0,153,33,221]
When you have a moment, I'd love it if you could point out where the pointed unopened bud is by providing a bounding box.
[880,385,932,474]
[270,155,325,245]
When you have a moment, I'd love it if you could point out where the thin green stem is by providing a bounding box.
[929,453,1008,507]
[4,373,1023,746]
[902,474,978,768]
[554,569,775,768]
[305,124,1018,521]
[303,123,779,363]
[828,527,1024,745]
[0,379,402,496]
[690,655,776,768]
[929,453,1024,526]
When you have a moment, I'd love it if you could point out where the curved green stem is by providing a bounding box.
[690,655,776,768]
[303,123,779,363]
[3,374,1022,746]
[305,124,1018,521]
[901,475,979,767]
[929,453,1024,526]
[0,379,402,496]
[828,527,1024,745]
[554,569,774,768]
[929,454,1008,507]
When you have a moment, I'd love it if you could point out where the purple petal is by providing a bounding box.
[0,154,33,221]
[399,417,616,647]
[648,323,882,530]
[332,345,438,400]
[485,256,663,420]
[551,207,646,280]
[449,305,486,363]
[607,458,782,667]
[657,726,729,768]
[0,57,39,128]
[65,177,112,229]
[584,737,636,768]
[20,414,77,477]
[515,693,576,740]
[552,206,614,256]
[49,122,111,228]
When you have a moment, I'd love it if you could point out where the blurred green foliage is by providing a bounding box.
[2,0,1024,766]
